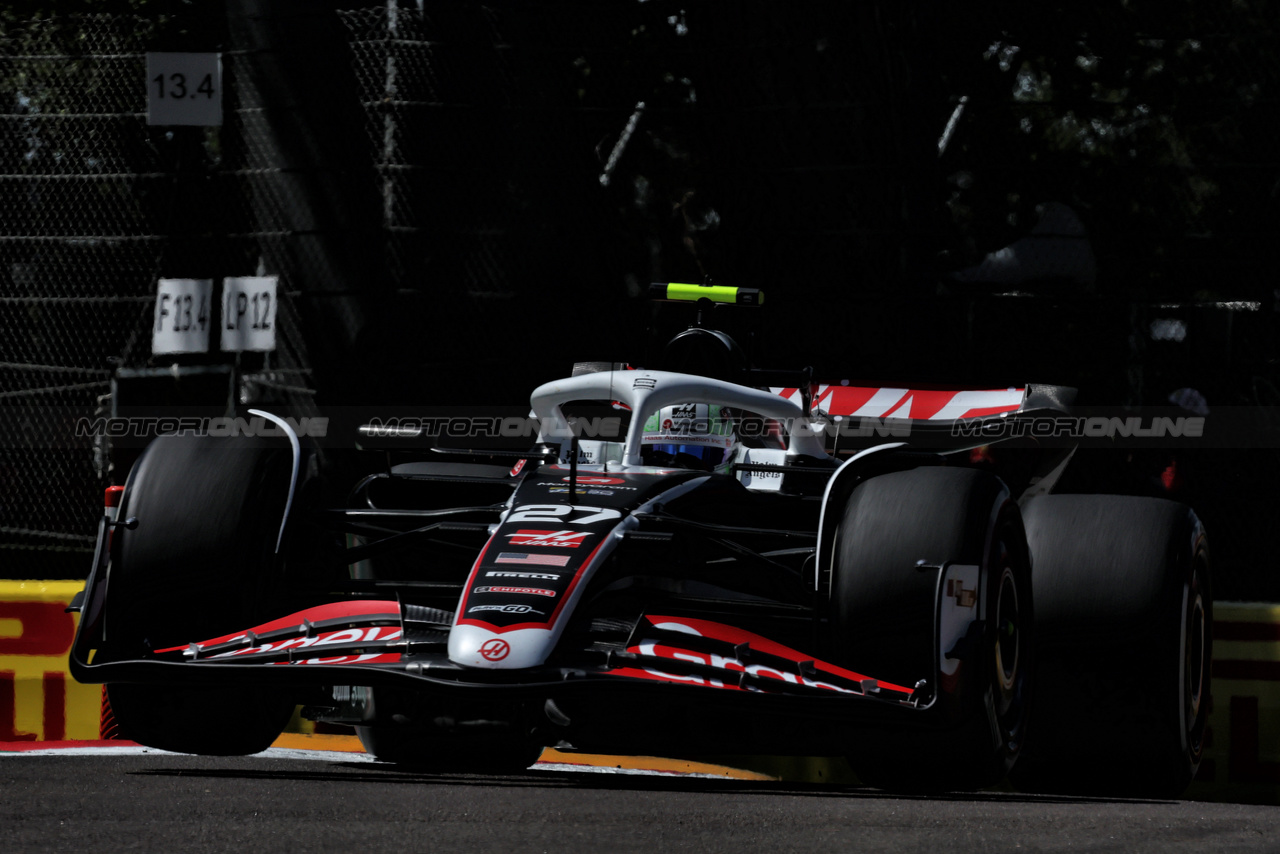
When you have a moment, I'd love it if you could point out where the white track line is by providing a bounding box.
[0,746,374,761]
[0,746,719,776]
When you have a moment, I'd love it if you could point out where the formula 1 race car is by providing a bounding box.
[69,285,1210,797]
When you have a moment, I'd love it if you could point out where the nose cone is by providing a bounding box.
[448,624,555,669]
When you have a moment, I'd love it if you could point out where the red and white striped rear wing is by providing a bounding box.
[771,383,1075,424]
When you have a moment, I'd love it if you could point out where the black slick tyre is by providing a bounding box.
[1009,494,1210,799]
[104,434,297,755]
[830,466,1033,793]
[106,682,293,756]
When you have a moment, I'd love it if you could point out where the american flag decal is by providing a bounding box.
[495,552,571,567]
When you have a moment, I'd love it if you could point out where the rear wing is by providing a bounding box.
[771,383,1077,448]
[773,384,1074,420]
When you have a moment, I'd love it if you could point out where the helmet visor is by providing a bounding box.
[641,442,732,471]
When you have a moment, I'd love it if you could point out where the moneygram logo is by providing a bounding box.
[506,529,589,548]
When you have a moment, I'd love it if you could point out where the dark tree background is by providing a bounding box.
[7,0,1274,393]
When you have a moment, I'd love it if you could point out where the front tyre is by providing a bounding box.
[830,466,1033,792]
[107,682,293,756]
[103,434,298,755]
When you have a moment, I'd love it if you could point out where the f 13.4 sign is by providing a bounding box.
[146,52,222,126]
[152,278,212,355]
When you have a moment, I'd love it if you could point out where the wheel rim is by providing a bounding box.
[1184,577,1207,751]
[993,564,1021,701]
[989,530,1030,766]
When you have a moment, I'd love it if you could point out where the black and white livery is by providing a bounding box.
[70,287,1210,796]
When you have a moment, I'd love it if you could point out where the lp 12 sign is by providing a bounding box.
[221,276,278,352]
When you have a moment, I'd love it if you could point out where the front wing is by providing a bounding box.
[72,594,911,701]
[70,504,975,742]
[71,593,928,728]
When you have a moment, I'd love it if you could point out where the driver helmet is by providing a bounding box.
[640,404,739,473]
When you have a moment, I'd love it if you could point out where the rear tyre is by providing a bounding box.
[1009,495,1210,798]
[104,434,297,755]
[831,466,1033,792]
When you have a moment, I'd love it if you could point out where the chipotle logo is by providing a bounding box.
[472,585,556,597]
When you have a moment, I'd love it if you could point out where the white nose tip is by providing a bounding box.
[448,624,551,670]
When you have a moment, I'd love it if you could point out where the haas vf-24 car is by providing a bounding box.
[70,288,1209,797]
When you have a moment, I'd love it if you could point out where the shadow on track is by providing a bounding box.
[131,761,1178,807]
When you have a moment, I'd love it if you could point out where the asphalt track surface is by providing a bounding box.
[6,749,1280,853]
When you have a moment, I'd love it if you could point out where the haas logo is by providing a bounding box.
[507,529,589,548]
[479,639,510,661]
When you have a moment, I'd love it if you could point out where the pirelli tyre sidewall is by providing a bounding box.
[830,466,1033,793]
[104,434,296,755]
[1010,494,1211,799]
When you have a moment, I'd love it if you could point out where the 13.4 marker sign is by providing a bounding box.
[152,278,212,355]
[146,53,222,126]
